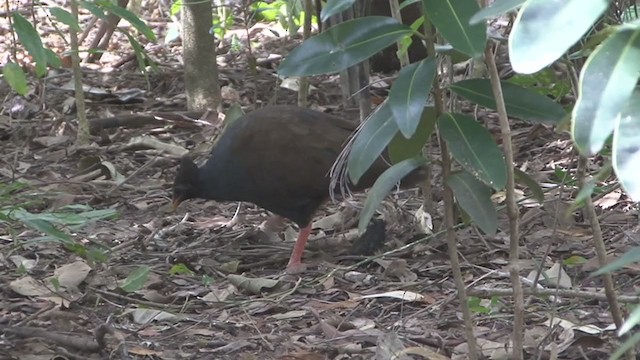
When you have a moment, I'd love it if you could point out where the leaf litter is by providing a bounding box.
[0,6,636,360]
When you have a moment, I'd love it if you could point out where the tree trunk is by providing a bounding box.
[182,0,221,111]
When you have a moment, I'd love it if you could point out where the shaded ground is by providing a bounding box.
[1,3,639,359]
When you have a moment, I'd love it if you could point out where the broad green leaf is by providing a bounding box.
[3,62,28,95]
[359,157,426,233]
[170,0,182,16]
[80,1,108,19]
[12,14,47,77]
[347,103,399,183]
[321,0,356,21]
[65,242,88,257]
[279,16,412,76]
[573,25,640,155]
[570,25,618,59]
[619,305,640,336]
[400,0,422,10]
[435,44,470,64]
[50,7,81,32]
[74,208,119,221]
[389,106,437,163]
[252,1,283,22]
[44,48,62,69]
[170,263,194,275]
[514,168,544,204]
[389,58,437,138]
[438,113,507,190]
[592,247,640,276]
[87,248,108,264]
[97,0,156,41]
[470,0,525,25]
[11,208,117,226]
[20,218,71,243]
[397,16,425,66]
[422,0,486,57]
[509,0,608,73]
[446,171,497,235]
[124,32,153,74]
[571,164,615,212]
[120,265,150,292]
[610,330,640,359]
[450,79,566,124]
[613,93,640,201]
[507,68,571,99]
[563,255,587,266]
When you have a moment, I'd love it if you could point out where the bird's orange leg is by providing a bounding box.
[285,224,312,274]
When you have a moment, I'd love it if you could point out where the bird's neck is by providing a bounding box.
[196,161,226,201]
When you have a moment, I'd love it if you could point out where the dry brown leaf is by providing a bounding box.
[10,276,53,297]
[51,260,92,289]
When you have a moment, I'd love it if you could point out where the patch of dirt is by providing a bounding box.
[0,2,638,359]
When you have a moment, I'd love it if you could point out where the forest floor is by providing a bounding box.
[0,3,638,360]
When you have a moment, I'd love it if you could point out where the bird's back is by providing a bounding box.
[201,106,358,225]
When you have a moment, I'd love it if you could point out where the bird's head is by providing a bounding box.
[172,156,201,210]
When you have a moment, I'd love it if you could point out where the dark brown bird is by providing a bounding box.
[172,105,424,274]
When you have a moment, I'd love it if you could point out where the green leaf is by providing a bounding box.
[2,62,28,96]
[170,263,194,276]
[50,277,61,291]
[400,0,422,10]
[619,305,640,336]
[87,248,108,264]
[435,44,470,64]
[514,168,544,204]
[446,171,498,235]
[279,16,412,76]
[592,247,640,276]
[120,265,150,292]
[347,103,399,184]
[470,0,525,25]
[12,14,48,77]
[438,113,507,190]
[467,296,490,314]
[65,242,88,257]
[50,7,81,32]
[389,106,437,163]
[573,25,640,155]
[202,275,214,286]
[252,1,284,22]
[614,93,640,201]
[389,58,437,138]
[563,255,587,266]
[359,157,427,233]
[124,32,152,73]
[170,0,182,16]
[44,48,62,69]
[422,0,486,57]
[76,208,119,221]
[320,0,356,21]
[570,25,618,59]
[610,331,640,360]
[509,0,608,73]
[97,0,156,41]
[450,79,566,124]
[20,218,71,243]
[80,1,108,19]
[507,68,571,99]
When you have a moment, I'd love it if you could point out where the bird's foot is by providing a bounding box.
[285,262,307,275]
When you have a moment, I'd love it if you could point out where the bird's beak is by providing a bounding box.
[171,198,183,211]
